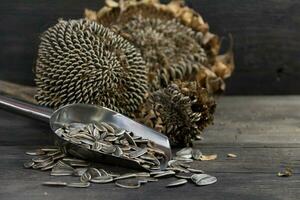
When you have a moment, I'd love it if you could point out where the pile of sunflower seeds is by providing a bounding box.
[55,122,165,170]
[24,145,217,188]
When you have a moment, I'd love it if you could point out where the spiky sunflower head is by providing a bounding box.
[85,0,234,93]
[34,19,148,116]
[133,80,216,146]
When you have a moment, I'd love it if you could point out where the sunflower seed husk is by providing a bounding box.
[149,171,166,176]
[129,148,147,158]
[166,179,188,187]
[23,160,35,169]
[67,182,90,188]
[86,168,102,179]
[40,161,56,171]
[26,149,45,156]
[98,169,109,176]
[168,166,189,173]
[108,172,120,177]
[176,147,192,157]
[187,168,204,173]
[135,172,150,177]
[52,153,66,161]
[191,174,217,186]
[153,170,175,178]
[101,122,115,133]
[192,149,203,160]
[80,171,92,182]
[90,176,114,183]
[115,179,141,189]
[47,150,61,156]
[41,147,59,152]
[179,162,191,168]
[114,173,137,180]
[32,155,52,163]
[175,172,194,179]
[33,159,54,169]
[51,161,74,176]
[42,181,67,187]
[73,168,88,177]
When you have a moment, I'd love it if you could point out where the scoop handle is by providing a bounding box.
[0,95,52,123]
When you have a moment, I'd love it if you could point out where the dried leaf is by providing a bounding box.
[212,34,234,79]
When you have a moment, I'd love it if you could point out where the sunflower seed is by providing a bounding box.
[51,161,74,176]
[108,172,120,177]
[41,147,59,152]
[23,160,35,168]
[153,170,175,178]
[114,173,137,180]
[187,168,204,173]
[87,168,102,179]
[90,176,114,183]
[41,162,56,171]
[98,169,109,176]
[192,149,203,160]
[73,168,88,177]
[47,150,61,156]
[33,159,54,169]
[166,179,187,187]
[32,155,51,163]
[135,172,150,177]
[67,182,90,188]
[175,172,194,179]
[176,147,192,157]
[101,122,115,133]
[80,171,92,182]
[115,179,141,189]
[129,147,147,158]
[191,174,217,186]
[115,129,126,136]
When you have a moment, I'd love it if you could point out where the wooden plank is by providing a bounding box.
[0,172,298,200]
[1,96,300,199]
[1,145,299,176]
[198,96,300,146]
[0,0,300,94]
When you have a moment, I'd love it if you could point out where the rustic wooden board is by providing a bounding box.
[0,0,300,94]
[198,96,300,146]
[0,96,299,199]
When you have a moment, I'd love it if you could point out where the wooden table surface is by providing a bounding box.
[0,96,299,200]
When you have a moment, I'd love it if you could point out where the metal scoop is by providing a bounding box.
[0,95,171,170]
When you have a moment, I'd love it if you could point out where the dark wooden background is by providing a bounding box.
[0,0,299,95]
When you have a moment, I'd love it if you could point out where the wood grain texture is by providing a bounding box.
[0,0,300,94]
[0,96,299,200]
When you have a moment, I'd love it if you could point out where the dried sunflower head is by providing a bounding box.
[133,81,216,146]
[34,19,148,116]
[85,0,234,93]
